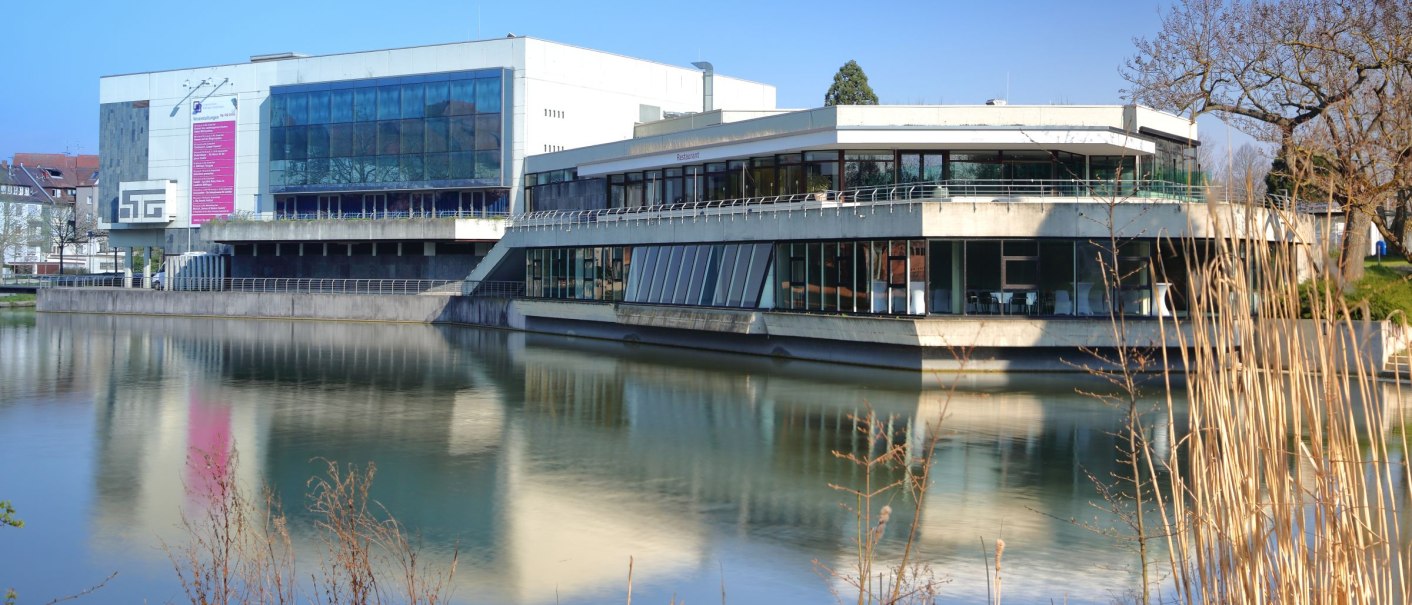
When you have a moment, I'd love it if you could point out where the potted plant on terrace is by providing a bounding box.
[808,175,832,202]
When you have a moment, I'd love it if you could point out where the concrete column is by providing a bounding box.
[143,246,152,289]
[122,247,133,288]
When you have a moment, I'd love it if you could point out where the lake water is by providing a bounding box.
[1,309,1189,603]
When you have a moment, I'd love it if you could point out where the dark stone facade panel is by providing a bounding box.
[99,102,150,224]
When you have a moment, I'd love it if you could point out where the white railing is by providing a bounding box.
[509,179,1206,231]
[216,209,510,223]
[23,275,531,298]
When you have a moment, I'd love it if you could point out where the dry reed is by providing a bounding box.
[1157,196,1412,603]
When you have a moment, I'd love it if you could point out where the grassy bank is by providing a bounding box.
[1300,258,1412,321]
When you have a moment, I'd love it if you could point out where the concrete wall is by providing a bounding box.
[203,216,506,243]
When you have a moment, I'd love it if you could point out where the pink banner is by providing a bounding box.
[190,99,237,225]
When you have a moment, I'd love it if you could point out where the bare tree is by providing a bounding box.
[1124,0,1412,284]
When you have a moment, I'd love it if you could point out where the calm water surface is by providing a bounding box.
[3,309,1191,603]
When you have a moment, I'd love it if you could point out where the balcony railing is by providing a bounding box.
[214,209,510,223]
[509,179,1207,231]
[21,275,531,298]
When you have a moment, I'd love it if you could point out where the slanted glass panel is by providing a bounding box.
[674,246,699,304]
[625,246,646,302]
[727,244,753,307]
[683,243,706,305]
[659,246,684,304]
[740,243,771,308]
[713,245,739,306]
[646,246,669,303]
[699,245,723,306]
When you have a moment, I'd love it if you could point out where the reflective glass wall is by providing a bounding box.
[269,69,507,193]
[522,238,1198,319]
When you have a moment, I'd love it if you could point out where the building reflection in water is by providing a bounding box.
[12,312,1412,603]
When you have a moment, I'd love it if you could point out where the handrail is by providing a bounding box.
[215,209,510,223]
[508,178,1209,230]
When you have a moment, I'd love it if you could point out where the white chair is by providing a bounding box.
[1053,290,1073,315]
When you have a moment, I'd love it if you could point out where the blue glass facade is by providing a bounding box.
[268,69,508,194]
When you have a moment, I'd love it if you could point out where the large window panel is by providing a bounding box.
[424,82,449,118]
[400,119,424,154]
[674,246,699,304]
[400,83,425,119]
[307,91,330,125]
[475,77,502,113]
[659,246,684,304]
[712,245,739,306]
[377,121,401,155]
[449,115,476,152]
[685,244,709,305]
[474,114,501,151]
[354,88,377,122]
[329,90,354,123]
[727,244,754,307]
[740,243,772,308]
[424,118,448,153]
[285,93,308,126]
[377,86,400,120]
[700,245,723,306]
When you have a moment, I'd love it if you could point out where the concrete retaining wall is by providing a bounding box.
[36,288,514,326]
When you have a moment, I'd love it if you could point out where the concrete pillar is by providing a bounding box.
[122,247,133,288]
[143,246,152,289]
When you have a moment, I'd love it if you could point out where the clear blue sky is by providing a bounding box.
[0,0,1249,162]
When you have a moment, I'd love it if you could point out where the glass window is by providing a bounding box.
[674,246,699,304]
[449,80,476,115]
[327,124,353,157]
[377,121,401,155]
[400,83,425,119]
[354,88,377,122]
[713,245,739,306]
[400,155,424,182]
[377,86,400,120]
[270,127,286,161]
[660,246,684,304]
[329,90,354,123]
[286,126,308,161]
[353,123,377,157]
[306,125,329,159]
[449,115,476,152]
[647,247,670,303]
[821,242,839,311]
[270,94,288,126]
[625,246,646,302]
[729,244,756,307]
[844,151,895,189]
[474,114,501,150]
[740,243,772,308]
[400,119,424,154]
[425,152,449,181]
[475,151,500,180]
[424,82,449,118]
[307,91,330,124]
[686,244,709,304]
[424,117,448,153]
[285,93,308,126]
[448,152,475,180]
[475,77,502,113]
[700,245,723,306]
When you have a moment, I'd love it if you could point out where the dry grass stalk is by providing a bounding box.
[169,449,457,605]
[1160,187,1412,603]
[814,408,950,605]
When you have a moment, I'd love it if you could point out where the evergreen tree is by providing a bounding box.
[824,60,878,106]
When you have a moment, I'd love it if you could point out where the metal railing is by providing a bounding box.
[18,275,538,298]
[216,209,510,223]
[462,280,526,297]
[508,179,1206,231]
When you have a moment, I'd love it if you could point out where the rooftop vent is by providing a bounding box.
[249,52,308,63]
[986,99,1008,106]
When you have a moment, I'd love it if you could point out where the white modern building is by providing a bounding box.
[98,37,774,280]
